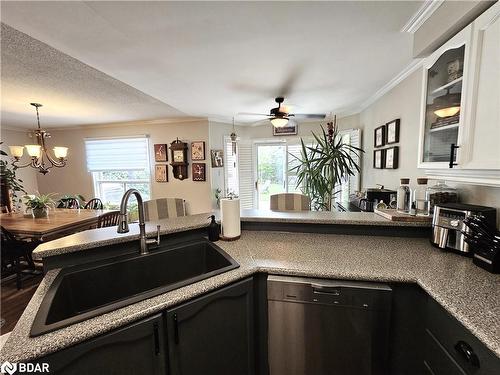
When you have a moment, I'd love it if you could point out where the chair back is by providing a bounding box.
[97,211,121,228]
[270,193,311,211]
[84,198,104,210]
[57,197,80,209]
[144,198,186,221]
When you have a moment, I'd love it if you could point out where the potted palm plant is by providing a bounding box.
[0,142,26,212]
[290,118,363,211]
[24,192,56,218]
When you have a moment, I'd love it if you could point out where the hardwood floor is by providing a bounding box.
[1,274,42,334]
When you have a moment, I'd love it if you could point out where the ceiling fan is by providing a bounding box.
[239,97,326,127]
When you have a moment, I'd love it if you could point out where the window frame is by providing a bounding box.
[86,136,152,206]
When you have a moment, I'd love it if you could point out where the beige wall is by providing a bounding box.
[237,114,360,142]
[34,120,212,214]
[359,68,500,227]
[359,69,422,190]
[0,128,39,194]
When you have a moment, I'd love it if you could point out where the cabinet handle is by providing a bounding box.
[454,340,480,368]
[173,313,179,344]
[449,144,459,168]
[153,323,160,356]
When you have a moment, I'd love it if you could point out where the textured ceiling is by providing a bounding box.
[1,1,422,127]
[0,23,186,129]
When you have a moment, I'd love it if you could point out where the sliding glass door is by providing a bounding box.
[255,143,286,209]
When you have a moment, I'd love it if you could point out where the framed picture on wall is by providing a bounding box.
[384,146,399,169]
[373,149,385,169]
[374,126,385,148]
[273,123,298,136]
[155,164,168,182]
[192,163,206,181]
[191,141,205,160]
[210,150,224,168]
[154,144,168,162]
[386,119,400,144]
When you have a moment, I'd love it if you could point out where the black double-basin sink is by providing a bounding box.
[31,239,239,336]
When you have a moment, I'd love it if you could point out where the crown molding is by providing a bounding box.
[0,125,30,132]
[338,58,424,118]
[44,116,208,131]
[401,0,444,33]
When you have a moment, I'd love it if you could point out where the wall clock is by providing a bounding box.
[169,138,189,180]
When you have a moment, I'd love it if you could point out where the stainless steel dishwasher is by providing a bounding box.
[267,275,392,375]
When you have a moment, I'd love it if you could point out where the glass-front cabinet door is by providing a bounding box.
[418,25,472,169]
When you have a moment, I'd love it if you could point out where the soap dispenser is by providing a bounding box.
[208,215,220,241]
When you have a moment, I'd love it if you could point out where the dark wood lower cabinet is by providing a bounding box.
[165,278,255,375]
[28,277,498,375]
[37,314,166,375]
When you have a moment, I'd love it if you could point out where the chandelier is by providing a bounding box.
[9,103,68,175]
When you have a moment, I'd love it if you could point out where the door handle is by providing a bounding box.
[454,340,480,367]
[449,144,459,168]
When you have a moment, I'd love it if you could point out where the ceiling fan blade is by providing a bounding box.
[293,113,326,119]
[278,64,305,97]
[237,112,271,117]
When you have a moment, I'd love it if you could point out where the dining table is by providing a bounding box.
[0,208,112,241]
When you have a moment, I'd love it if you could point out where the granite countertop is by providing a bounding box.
[2,230,499,362]
[240,208,431,226]
[32,210,429,261]
[32,213,212,260]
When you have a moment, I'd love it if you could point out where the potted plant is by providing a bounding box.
[290,118,363,211]
[0,142,26,212]
[24,192,56,218]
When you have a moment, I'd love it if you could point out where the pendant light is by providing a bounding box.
[230,117,238,155]
[9,103,68,175]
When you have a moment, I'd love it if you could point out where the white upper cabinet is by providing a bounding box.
[418,2,500,186]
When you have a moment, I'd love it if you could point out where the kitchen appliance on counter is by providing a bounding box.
[431,203,496,255]
[462,214,500,273]
[267,275,392,375]
[349,185,396,212]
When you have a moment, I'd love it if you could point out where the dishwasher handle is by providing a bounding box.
[312,284,341,296]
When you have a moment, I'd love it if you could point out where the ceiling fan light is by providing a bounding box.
[434,106,460,118]
[270,117,289,128]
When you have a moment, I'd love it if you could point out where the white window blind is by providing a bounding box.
[85,137,150,172]
[238,142,254,209]
[224,137,239,195]
[348,129,361,194]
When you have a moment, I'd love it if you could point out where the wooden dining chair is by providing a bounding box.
[97,211,121,228]
[143,198,186,221]
[84,198,104,210]
[1,226,38,290]
[57,197,80,209]
[270,193,311,211]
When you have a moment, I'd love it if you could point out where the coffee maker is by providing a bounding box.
[431,203,496,255]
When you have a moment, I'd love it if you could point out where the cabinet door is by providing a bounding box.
[418,25,472,169]
[166,278,254,375]
[38,314,166,375]
[462,2,500,171]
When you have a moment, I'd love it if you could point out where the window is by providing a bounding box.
[85,137,151,207]
[231,130,361,210]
